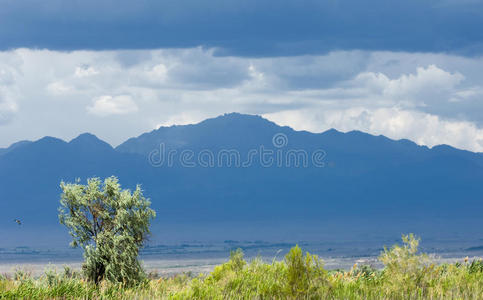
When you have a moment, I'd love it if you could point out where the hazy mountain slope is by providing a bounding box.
[0,134,153,226]
[0,140,32,156]
[1,113,483,245]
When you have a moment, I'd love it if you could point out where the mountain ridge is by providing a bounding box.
[116,113,480,157]
[2,113,479,157]
[1,112,483,246]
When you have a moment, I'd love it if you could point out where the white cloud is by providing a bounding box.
[0,69,15,86]
[247,64,266,88]
[353,65,465,106]
[1,48,483,152]
[149,64,168,80]
[46,81,73,95]
[264,108,483,152]
[87,95,138,116]
[0,66,20,125]
[155,112,207,129]
[0,89,17,125]
[449,87,483,103]
[75,65,99,77]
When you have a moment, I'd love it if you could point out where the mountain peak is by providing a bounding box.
[201,112,271,124]
[69,133,113,150]
[70,132,100,142]
[195,113,281,132]
[36,136,67,145]
[321,128,342,135]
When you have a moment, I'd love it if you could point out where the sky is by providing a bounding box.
[1,0,483,151]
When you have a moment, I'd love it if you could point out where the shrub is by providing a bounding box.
[284,244,327,298]
[13,269,31,282]
[379,233,433,293]
[468,259,483,274]
[228,248,246,272]
[58,176,156,286]
[353,264,378,279]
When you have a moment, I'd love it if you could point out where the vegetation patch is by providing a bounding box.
[2,235,483,299]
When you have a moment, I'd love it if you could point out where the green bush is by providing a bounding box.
[468,259,483,274]
[284,244,327,297]
[377,233,445,298]
[59,176,156,286]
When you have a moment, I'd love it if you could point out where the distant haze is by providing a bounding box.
[1,113,482,247]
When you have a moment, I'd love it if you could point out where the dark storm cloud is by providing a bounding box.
[1,0,483,56]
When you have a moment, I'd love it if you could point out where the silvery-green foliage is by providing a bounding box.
[378,233,432,291]
[58,176,156,285]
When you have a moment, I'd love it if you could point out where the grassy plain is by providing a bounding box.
[1,234,483,299]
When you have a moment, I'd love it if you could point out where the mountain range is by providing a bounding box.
[1,113,482,246]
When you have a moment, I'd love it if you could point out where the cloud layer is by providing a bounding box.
[87,95,139,116]
[1,48,483,151]
[1,0,483,56]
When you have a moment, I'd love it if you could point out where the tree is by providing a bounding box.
[58,176,156,285]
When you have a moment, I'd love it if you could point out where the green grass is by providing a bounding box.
[1,234,483,299]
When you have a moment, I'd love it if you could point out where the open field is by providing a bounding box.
[2,236,483,299]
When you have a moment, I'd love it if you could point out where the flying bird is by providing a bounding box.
[14,219,22,226]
